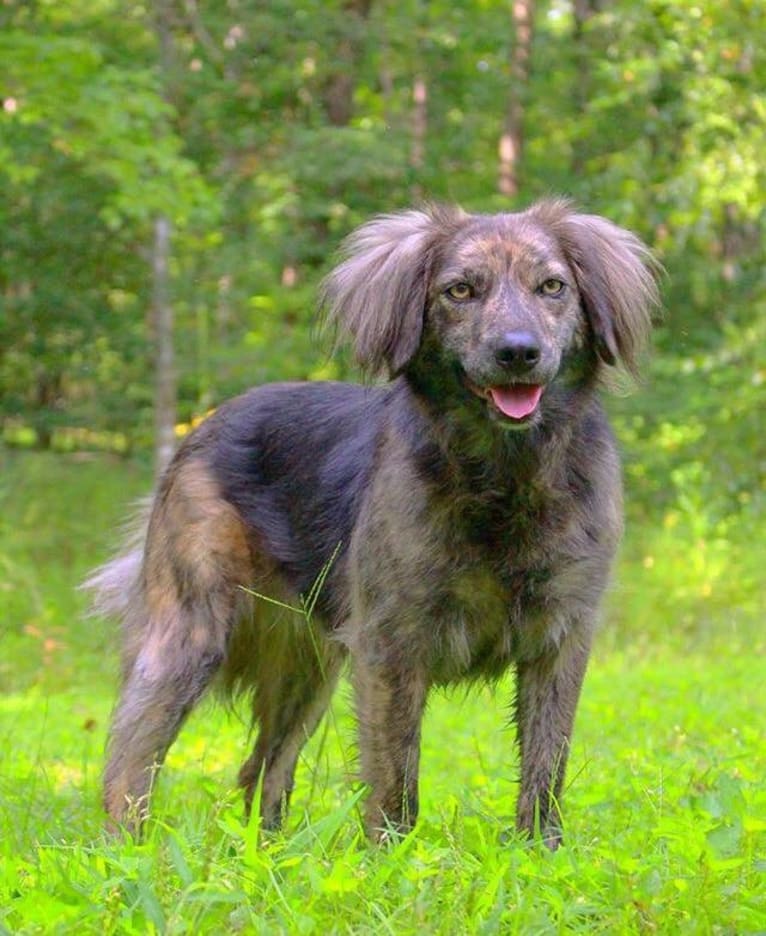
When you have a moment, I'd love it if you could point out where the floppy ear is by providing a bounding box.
[545,205,661,377]
[320,207,463,376]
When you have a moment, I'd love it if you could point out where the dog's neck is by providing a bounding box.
[399,359,600,498]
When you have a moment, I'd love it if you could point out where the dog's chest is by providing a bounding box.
[428,498,577,683]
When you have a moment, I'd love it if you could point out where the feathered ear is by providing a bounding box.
[535,201,662,378]
[320,206,464,376]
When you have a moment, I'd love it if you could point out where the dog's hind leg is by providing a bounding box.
[103,598,231,831]
[237,628,343,830]
[101,459,254,832]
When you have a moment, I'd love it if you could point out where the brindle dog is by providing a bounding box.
[87,198,659,846]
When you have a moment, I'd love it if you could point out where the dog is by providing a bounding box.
[86,198,659,847]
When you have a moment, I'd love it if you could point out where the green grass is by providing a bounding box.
[1,449,764,934]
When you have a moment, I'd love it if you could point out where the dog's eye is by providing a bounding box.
[445,282,473,301]
[539,278,565,297]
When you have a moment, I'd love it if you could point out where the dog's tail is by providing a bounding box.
[81,499,150,622]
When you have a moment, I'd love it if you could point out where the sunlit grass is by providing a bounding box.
[2,652,764,934]
[1,449,764,933]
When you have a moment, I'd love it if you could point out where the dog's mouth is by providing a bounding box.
[464,377,544,424]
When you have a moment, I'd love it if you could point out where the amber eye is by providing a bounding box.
[539,278,565,297]
[445,282,473,300]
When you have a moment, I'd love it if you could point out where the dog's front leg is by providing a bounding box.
[513,628,592,849]
[353,652,428,842]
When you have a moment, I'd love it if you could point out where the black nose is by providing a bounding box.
[494,331,541,371]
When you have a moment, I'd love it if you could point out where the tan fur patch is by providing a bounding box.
[165,460,253,589]
[136,459,254,678]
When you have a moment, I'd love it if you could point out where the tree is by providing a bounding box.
[0,0,763,459]
[498,0,534,197]
[152,0,178,476]
[323,0,374,127]
[0,1,216,449]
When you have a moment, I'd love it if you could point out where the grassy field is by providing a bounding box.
[1,449,764,934]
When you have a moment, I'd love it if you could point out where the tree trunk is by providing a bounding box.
[498,0,534,198]
[152,0,177,478]
[570,0,603,175]
[151,215,176,478]
[323,0,373,127]
[33,369,61,449]
[410,75,427,199]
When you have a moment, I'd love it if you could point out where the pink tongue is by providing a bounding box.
[489,384,543,419]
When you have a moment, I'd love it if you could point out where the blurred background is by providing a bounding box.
[1,0,763,686]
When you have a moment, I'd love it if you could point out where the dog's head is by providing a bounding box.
[321,199,660,429]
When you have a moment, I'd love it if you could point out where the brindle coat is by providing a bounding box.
[86,199,659,846]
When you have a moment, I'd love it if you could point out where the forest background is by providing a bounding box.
[0,1,764,932]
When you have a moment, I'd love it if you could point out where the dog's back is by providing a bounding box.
[204,381,388,608]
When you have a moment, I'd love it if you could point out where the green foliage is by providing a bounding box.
[0,449,152,690]
[1,0,763,449]
[0,1,764,923]
[0,27,215,225]
[604,306,765,647]
[1,446,764,932]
